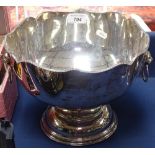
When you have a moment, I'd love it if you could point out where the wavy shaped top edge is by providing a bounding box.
[3,10,150,73]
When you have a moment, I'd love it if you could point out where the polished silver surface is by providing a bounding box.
[4,10,150,73]
[28,60,144,108]
[41,105,117,146]
[1,10,152,146]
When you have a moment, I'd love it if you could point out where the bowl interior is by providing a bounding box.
[4,11,149,73]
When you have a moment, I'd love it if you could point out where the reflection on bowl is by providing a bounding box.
[3,10,152,146]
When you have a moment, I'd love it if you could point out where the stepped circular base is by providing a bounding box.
[40,105,117,146]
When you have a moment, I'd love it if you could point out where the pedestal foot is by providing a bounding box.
[41,105,117,146]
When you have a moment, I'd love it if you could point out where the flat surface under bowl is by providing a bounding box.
[12,77,155,147]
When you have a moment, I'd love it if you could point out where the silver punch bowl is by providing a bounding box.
[3,10,152,146]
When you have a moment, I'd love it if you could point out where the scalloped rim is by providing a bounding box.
[3,10,150,73]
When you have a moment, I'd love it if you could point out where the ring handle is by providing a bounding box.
[0,50,40,96]
[141,51,153,82]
